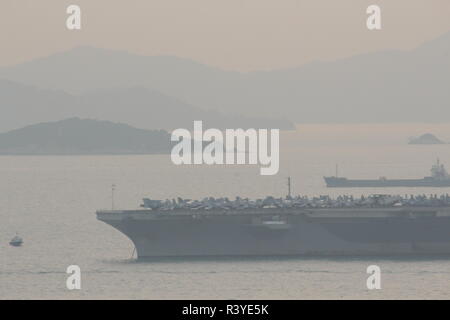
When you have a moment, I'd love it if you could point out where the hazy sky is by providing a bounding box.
[1,0,450,71]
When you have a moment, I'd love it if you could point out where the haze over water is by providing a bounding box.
[1,124,450,299]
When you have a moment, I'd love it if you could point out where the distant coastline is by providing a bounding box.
[0,118,172,155]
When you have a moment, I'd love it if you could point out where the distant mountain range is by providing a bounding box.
[0,118,172,155]
[0,31,449,124]
[0,79,293,132]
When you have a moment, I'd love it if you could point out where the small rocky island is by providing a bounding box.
[0,118,172,155]
[409,133,445,145]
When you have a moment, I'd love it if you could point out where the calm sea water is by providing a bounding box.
[1,123,450,299]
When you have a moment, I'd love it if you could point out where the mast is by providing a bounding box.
[287,177,292,198]
[112,184,116,210]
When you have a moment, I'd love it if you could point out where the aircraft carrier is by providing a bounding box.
[97,194,450,258]
[324,160,450,188]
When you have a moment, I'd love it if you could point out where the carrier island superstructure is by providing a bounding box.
[96,194,450,258]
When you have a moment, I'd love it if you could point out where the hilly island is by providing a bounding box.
[0,118,172,155]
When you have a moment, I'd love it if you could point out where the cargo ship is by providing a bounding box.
[96,194,450,258]
[324,160,450,188]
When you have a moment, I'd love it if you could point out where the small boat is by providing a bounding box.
[9,233,23,247]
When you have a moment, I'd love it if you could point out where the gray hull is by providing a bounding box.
[97,207,450,258]
[324,176,450,188]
